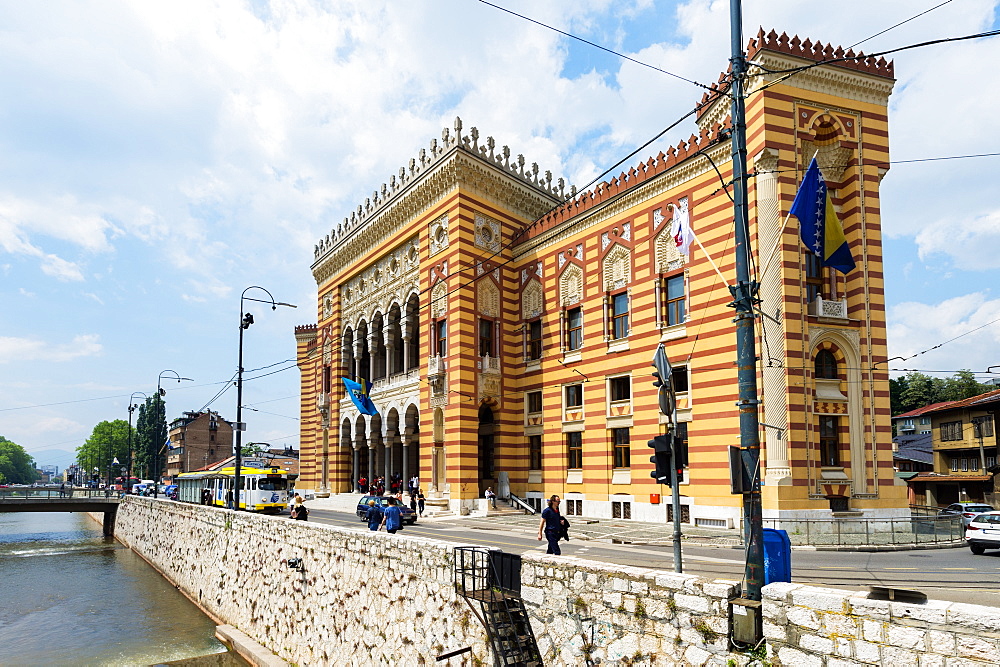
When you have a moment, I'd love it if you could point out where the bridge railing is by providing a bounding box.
[0,487,118,500]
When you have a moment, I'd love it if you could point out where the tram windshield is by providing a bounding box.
[258,479,288,491]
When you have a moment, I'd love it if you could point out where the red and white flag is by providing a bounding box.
[672,197,694,258]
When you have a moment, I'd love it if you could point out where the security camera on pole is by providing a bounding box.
[650,343,683,573]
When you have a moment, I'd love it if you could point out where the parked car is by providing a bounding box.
[965,511,1000,554]
[940,502,996,527]
[162,484,178,499]
[355,495,417,525]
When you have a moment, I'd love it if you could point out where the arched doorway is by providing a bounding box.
[478,404,496,495]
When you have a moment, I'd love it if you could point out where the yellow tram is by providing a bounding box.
[176,466,290,513]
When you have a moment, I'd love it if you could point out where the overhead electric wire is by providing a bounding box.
[847,0,954,50]
[476,0,715,91]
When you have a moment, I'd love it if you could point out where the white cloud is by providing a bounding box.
[887,292,1000,376]
[915,209,1000,270]
[0,334,102,364]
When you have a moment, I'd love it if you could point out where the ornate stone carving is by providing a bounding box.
[322,294,333,319]
[430,280,448,319]
[655,204,686,274]
[603,244,631,291]
[560,264,583,307]
[522,280,543,319]
[474,213,501,253]
[428,214,449,256]
[478,279,500,318]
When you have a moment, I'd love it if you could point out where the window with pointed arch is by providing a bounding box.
[815,350,838,379]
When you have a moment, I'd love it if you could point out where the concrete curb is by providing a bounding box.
[216,625,287,666]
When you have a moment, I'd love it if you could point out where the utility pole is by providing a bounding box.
[728,0,765,602]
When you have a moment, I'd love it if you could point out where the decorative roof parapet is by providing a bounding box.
[313,117,573,261]
[516,119,732,244]
[696,28,895,119]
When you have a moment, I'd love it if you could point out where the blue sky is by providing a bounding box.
[2,0,1000,467]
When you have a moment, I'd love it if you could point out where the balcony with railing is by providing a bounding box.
[371,367,420,393]
[808,297,848,319]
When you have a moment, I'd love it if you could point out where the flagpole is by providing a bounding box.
[757,149,818,282]
[692,233,729,286]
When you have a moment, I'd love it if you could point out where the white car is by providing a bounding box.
[965,511,1000,555]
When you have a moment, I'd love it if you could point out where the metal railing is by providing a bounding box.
[0,487,119,500]
[750,514,964,547]
[506,492,537,515]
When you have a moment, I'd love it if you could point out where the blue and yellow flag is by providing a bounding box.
[343,376,379,416]
[790,157,855,274]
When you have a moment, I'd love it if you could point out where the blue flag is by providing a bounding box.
[343,377,379,416]
[790,157,855,274]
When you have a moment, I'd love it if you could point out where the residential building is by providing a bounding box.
[165,410,233,480]
[908,389,1000,506]
[295,30,908,525]
[891,403,946,435]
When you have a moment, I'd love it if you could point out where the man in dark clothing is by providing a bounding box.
[365,499,383,531]
[537,495,567,555]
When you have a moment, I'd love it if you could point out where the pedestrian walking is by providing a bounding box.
[365,499,383,531]
[291,493,308,520]
[59,483,66,498]
[225,488,234,509]
[409,475,419,496]
[537,495,567,555]
[409,493,417,513]
[417,489,425,517]
[485,487,497,509]
[359,476,368,494]
[380,497,404,534]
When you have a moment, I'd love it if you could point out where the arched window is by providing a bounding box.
[815,350,838,379]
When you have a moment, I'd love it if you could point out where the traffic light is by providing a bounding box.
[648,434,672,484]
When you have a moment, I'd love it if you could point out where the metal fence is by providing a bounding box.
[753,513,964,547]
[0,487,115,500]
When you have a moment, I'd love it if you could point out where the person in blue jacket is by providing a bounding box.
[537,495,568,555]
[380,497,404,534]
[365,499,383,531]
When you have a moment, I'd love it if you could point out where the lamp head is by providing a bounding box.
[241,313,255,329]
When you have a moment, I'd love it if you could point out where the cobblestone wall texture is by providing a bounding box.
[114,498,1000,665]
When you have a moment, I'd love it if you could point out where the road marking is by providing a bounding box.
[941,568,975,571]
[883,567,918,570]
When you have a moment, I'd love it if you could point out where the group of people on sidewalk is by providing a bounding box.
[357,473,422,497]
[364,497,405,533]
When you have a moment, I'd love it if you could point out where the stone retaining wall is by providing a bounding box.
[113,497,1000,665]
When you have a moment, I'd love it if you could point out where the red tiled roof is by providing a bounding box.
[893,402,957,419]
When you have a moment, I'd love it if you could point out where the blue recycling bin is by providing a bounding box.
[762,528,792,584]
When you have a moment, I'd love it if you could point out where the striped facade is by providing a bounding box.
[295,30,908,525]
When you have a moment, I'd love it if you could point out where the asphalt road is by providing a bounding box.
[308,508,1000,607]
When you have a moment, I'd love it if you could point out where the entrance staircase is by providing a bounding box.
[454,547,541,666]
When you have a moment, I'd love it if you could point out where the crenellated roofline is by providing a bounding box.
[312,117,572,266]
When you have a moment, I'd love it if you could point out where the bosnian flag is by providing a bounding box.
[343,377,379,416]
[790,157,855,274]
[672,197,694,259]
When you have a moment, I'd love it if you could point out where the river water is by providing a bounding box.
[0,511,242,666]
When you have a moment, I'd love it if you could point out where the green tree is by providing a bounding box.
[0,436,38,484]
[897,372,940,414]
[76,420,134,483]
[940,369,991,402]
[135,395,167,481]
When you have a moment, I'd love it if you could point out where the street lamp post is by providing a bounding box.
[128,392,148,492]
[156,370,192,497]
[234,286,296,511]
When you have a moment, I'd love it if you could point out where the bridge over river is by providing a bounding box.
[0,488,120,535]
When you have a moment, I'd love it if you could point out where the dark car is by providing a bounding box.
[355,495,417,525]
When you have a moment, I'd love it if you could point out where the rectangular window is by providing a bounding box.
[610,292,629,339]
[527,391,542,414]
[529,435,542,470]
[612,501,631,520]
[565,384,583,409]
[566,431,583,469]
[479,318,494,357]
[612,428,630,468]
[818,415,840,467]
[675,421,689,470]
[971,458,980,472]
[672,365,689,394]
[805,253,824,302]
[951,457,960,472]
[665,274,686,326]
[940,421,963,441]
[435,320,447,356]
[526,319,542,360]
[987,455,997,469]
[609,376,631,403]
[565,307,583,351]
[565,499,582,516]
[961,458,969,472]
[974,417,995,438]
[322,367,331,394]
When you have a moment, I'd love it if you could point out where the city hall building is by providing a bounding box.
[295,30,908,525]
